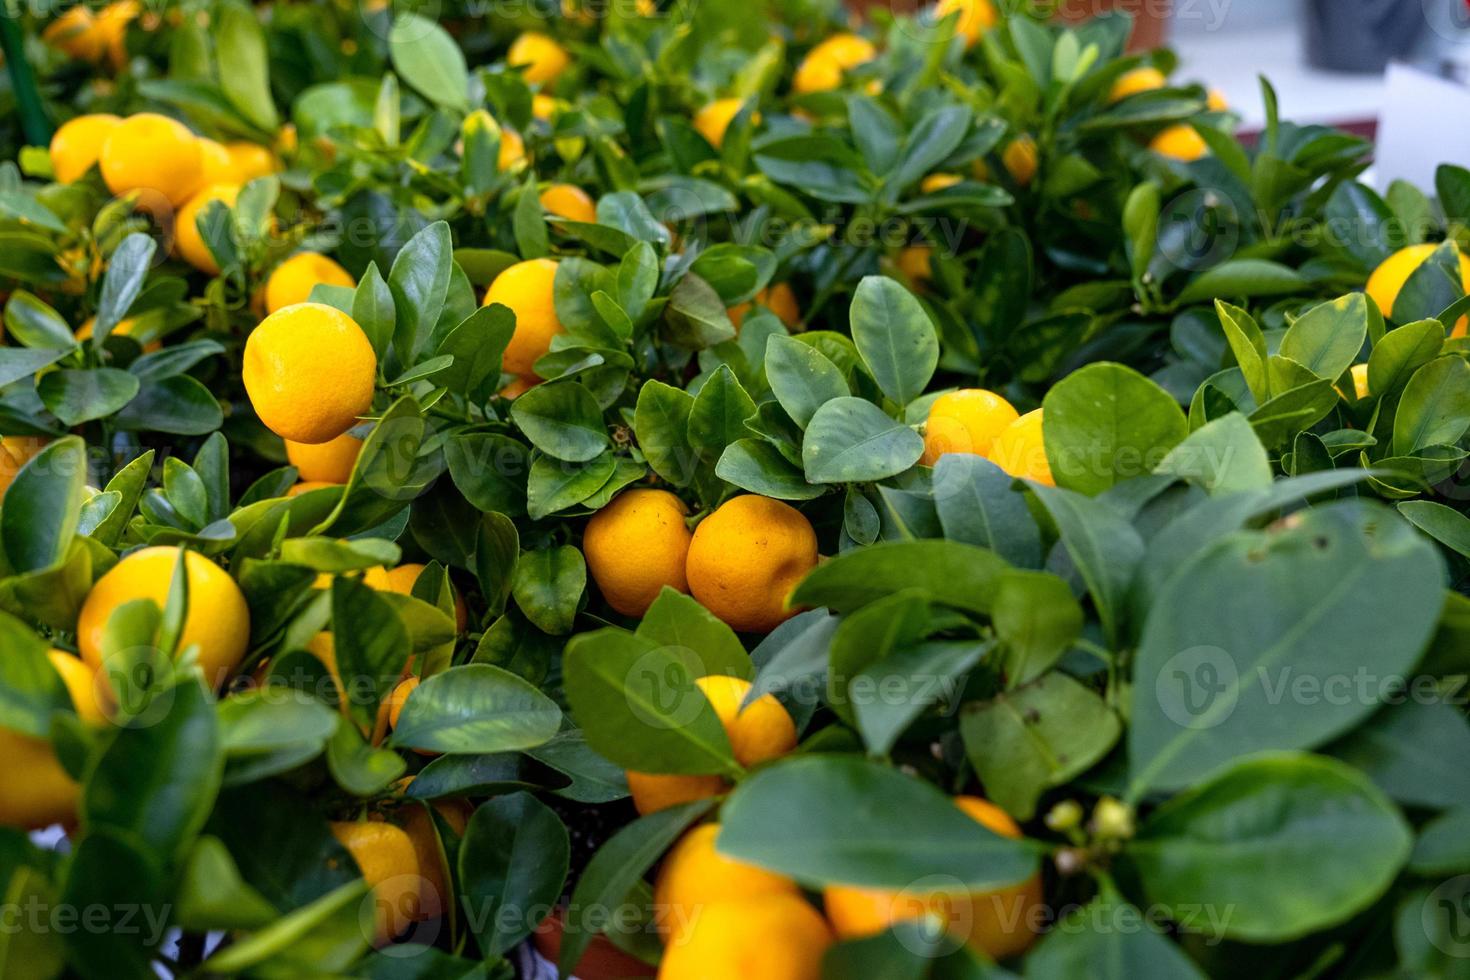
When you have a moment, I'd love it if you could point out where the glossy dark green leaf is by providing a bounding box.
[849,276,939,406]
[391,664,561,754]
[458,792,569,954]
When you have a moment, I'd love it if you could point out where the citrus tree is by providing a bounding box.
[2,1,1470,978]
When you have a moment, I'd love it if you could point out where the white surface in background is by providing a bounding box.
[1376,61,1470,187]
[1170,24,1388,130]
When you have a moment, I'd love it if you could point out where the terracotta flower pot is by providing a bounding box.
[532,909,657,980]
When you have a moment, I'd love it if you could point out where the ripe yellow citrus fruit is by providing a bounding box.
[508,31,569,85]
[264,252,356,314]
[921,173,962,193]
[42,6,101,61]
[483,258,564,381]
[729,283,800,330]
[896,245,934,285]
[658,894,832,980]
[77,546,250,690]
[99,113,204,207]
[989,408,1053,486]
[693,98,748,149]
[686,495,818,634]
[0,652,104,831]
[531,93,560,121]
[1109,66,1166,102]
[1341,363,1370,401]
[499,127,527,171]
[792,33,876,94]
[654,823,800,940]
[1366,242,1470,335]
[1207,88,1229,111]
[627,675,798,815]
[225,141,279,182]
[1003,134,1038,186]
[934,0,998,48]
[0,436,48,500]
[243,303,377,444]
[400,798,470,920]
[286,432,364,484]
[584,489,692,617]
[330,820,423,945]
[50,113,122,183]
[921,389,1020,466]
[94,0,138,68]
[386,675,418,731]
[196,137,236,186]
[175,183,240,275]
[50,649,108,726]
[539,183,597,223]
[1149,124,1208,162]
[824,796,1042,961]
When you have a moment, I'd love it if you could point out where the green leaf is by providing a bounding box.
[83,678,222,858]
[719,755,1039,889]
[331,576,411,733]
[1,436,86,574]
[792,539,1009,616]
[1367,319,1443,398]
[1026,483,1144,647]
[213,1,279,130]
[1177,259,1307,306]
[1278,293,1368,383]
[111,376,223,435]
[849,276,939,406]
[94,234,156,343]
[1398,500,1470,559]
[635,589,752,680]
[634,380,697,487]
[802,397,925,484]
[390,664,562,755]
[1042,362,1188,496]
[510,382,609,463]
[1127,753,1411,943]
[1155,412,1272,495]
[1129,501,1444,794]
[991,571,1084,687]
[387,221,452,360]
[562,627,737,776]
[931,454,1042,568]
[1328,699,1470,808]
[176,836,278,932]
[325,715,407,796]
[0,611,70,737]
[510,545,585,635]
[765,334,849,429]
[688,364,756,461]
[1393,355,1470,456]
[445,432,529,517]
[715,439,825,500]
[38,368,140,426]
[961,672,1119,821]
[388,14,469,111]
[1215,301,1269,405]
[3,291,75,349]
[526,452,614,521]
[664,273,736,349]
[1024,894,1206,979]
[458,792,569,954]
[1410,807,1470,875]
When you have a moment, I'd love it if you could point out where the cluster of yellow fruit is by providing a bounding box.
[652,803,1041,980]
[922,389,1053,485]
[584,491,819,632]
[41,0,137,69]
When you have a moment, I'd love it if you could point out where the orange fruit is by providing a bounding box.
[658,894,831,979]
[693,98,748,149]
[583,489,692,617]
[0,436,49,501]
[175,183,240,275]
[1109,66,1166,103]
[1149,124,1209,162]
[685,496,818,634]
[330,821,423,945]
[264,252,356,314]
[508,31,569,85]
[988,408,1053,486]
[42,6,101,61]
[400,799,471,920]
[896,245,933,285]
[225,141,280,182]
[286,432,364,484]
[243,303,376,444]
[1366,243,1470,335]
[50,113,122,183]
[792,33,875,94]
[539,183,597,223]
[99,113,204,207]
[921,389,1020,466]
[77,546,250,691]
[933,0,997,47]
[482,258,563,381]
[1002,135,1038,186]
[653,823,800,940]
[729,283,800,329]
